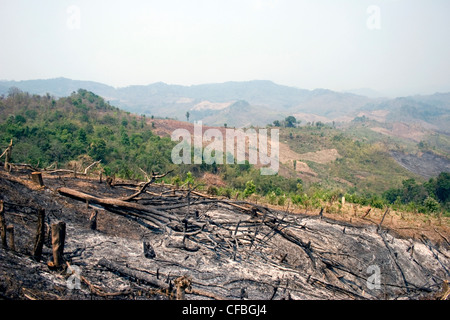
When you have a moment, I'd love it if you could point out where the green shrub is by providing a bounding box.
[277,194,287,206]
[244,180,256,198]
[267,191,277,205]
[221,188,233,199]
[184,171,195,185]
[370,196,384,209]
[207,185,219,196]
[423,196,440,213]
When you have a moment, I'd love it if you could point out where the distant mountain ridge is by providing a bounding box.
[1,77,449,130]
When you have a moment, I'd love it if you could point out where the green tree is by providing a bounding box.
[424,196,440,213]
[78,128,88,144]
[15,115,27,124]
[435,172,450,203]
[401,178,427,204]
[285,116,297,128]
[120,127,130,145]
[89,139,107,162]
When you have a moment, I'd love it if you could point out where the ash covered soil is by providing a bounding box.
[0,169,449,300]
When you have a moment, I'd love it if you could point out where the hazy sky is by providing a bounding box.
[1,0,449,96]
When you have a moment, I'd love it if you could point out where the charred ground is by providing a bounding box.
[0,167,449,301]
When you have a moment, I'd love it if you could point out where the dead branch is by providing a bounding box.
[98,257,172,290]
[98,258,225,300]
[437,280,450,300]
[138,167,150,181]
[264,219,316,267]
[433,228,450,247]
[118,170,173,202]
[362,207,372,218]
[83,160,101,175]
[377,207,390,232]
[45,162,58,170]
[44,160,101,176]
[11,163,39,172]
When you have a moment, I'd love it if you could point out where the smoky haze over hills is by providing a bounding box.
[1,77,449,130]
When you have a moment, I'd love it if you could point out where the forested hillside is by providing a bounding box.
[0,88,175,178]
[1,88,449,216]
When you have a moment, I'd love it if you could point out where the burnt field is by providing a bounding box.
[0,168,449,301]
[390,150,450,179]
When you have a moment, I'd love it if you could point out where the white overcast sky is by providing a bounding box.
[0,0,449,96]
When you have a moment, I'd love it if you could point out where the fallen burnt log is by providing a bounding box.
[97,258,226,300]
[57,187,174,229]
[98,258,170,290]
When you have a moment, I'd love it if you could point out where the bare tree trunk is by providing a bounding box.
[89,210,98,230]
[143,239,156,259]
[31,172,44,187]
[4,140,12,171]
[33,209,45,261]
[6,225,15,251]
[0,200,7,249]
[49,221,66,268]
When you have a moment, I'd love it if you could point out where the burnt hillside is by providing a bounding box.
[0,166,449,301]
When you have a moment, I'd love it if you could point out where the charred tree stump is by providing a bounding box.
[6,225,15,251]
[143,240,156,259]
[0,200,7,249]
[174,276,191,300]
[89,210,98,230]
[3,139,12,172]
[31,172,44,187]
[48,221,66,268]
[33,209,45,261]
